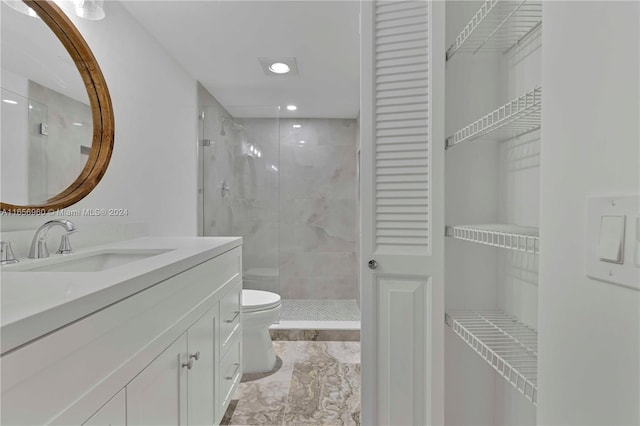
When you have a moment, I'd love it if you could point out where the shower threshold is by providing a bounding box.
[270,320,360,330]
[271,299,360,330]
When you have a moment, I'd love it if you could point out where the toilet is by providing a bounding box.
[241,289,281,374]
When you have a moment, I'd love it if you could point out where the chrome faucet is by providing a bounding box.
[28,220,78,259]
[0,241,19,264]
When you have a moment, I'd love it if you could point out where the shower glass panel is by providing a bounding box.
[201,105,280,296]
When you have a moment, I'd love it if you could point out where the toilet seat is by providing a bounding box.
[242,289,281,314]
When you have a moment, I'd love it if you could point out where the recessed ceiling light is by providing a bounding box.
[298,140,306,145]
[268,62,290,74]
[2,99,18,105]
[293,124,301,128]
[258,57,298,76]
[286,105,297,111]
[72,122,84,126]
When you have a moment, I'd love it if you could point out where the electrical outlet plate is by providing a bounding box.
[586,194,640,290]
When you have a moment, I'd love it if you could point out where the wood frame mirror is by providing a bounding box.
[1,0,114,213]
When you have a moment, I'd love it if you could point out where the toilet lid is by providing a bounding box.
[244,268,279,280]
[242,289,281,312]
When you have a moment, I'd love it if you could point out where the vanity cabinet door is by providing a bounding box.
[187,306,218,426]
[82,389,125,426]
[127,334,188,425]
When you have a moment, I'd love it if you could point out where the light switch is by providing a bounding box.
[586,195,639,290]
[597,215,625,263]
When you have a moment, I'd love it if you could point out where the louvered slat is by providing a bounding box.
[376,1,424,14]
[377,182,428,191]
[375,1,429,252]
[376,48,429,62]
[377,198,428,206]
[377,158,428,168]
[377,167,426,176]
[377,221,429,229]
[376,175,428,184]
[376,5,426,22]
[377,205,428,214]
[377,189,429,198]
[378,142,422,153]
[377,237,429,246]
[377,213,428,221]
[377,151,428,160]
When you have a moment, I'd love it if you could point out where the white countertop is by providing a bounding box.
[0,236,242,354]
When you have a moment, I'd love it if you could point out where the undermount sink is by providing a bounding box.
[6,249,174,273]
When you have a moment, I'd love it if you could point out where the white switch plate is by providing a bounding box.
[586,195,640,290]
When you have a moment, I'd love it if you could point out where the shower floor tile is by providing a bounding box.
[279,299,360,321]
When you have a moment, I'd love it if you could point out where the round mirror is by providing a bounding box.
[0,0,113,213]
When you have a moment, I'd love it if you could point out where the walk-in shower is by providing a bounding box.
[198,84,360,328]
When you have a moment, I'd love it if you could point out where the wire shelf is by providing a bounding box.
[446,0,542,61]
[446,224,539,254]
[445,87,541,149]
[445,310,538,404]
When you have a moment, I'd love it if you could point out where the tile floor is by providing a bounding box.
[221,340,361,426]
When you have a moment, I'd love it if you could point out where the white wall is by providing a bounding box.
[0,1,199,244]
[538,2,640,425]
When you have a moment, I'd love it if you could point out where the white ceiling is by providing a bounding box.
[121,1,360,119]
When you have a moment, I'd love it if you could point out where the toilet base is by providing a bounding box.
[241,305,281,374]
[242,326,277,374]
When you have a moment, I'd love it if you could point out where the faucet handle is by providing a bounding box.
[1,241,19,264]
[56,232,76,255]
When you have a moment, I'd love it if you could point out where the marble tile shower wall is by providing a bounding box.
[199,91,358,300]
[199,84,235,239]
[279,119,358,300]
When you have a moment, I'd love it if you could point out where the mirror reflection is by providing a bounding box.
[1,1,92,205]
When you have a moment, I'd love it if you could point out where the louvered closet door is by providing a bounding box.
[360,1,444,425]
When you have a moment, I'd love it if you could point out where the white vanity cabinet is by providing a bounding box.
[126,333,188,425]
[126,313,225,426]
[217,282,243,417]
[186,305,219,426]
[89,304,226,426]
[83,389,126,426]
[0,239,242,426]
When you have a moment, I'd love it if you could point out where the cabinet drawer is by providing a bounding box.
[220,281,241,353]
[220,333,242,410]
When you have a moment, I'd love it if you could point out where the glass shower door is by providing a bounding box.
[200,104,280,296]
